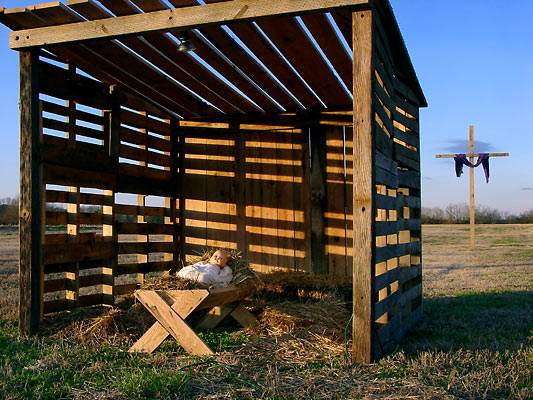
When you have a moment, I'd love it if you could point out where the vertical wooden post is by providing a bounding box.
[102,85,119,306]
[66,62,79,309]
[469,125,475,251]
[137,111,148,285]
[66,186,80,310]
[352,8,375,363]
[310,126,329,274]
[177,121,186,267]
[19,50,44,335]
[164,118,179,272]
[233,128,247,255]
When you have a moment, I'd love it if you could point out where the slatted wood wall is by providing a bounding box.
[371,3,423,359]
[39,54,180,314]
[35,43,422,344]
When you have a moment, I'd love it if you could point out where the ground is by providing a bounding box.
[0,224,532,399]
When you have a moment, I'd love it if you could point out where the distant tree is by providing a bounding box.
[0,197,18,225]
[475,205,505,224]
[421,207,445,224]
[444,203,470,224]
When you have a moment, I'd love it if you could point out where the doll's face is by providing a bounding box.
[209,250,228,268]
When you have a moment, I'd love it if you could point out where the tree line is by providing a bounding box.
[422,203,533,224]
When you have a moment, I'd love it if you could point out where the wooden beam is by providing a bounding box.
[351,9,375,363]
[19,50,44,335]
[435,152,509,159]
[9,0,369,49]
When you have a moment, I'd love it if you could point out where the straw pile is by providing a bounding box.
[140,248,259,291]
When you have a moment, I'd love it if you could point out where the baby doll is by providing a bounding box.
[177,249,233,287]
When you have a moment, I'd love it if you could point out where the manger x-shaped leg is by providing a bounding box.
[129,289,258,355]
[129,289,213,355]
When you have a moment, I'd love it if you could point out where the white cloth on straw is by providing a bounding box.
[177,261,233,287]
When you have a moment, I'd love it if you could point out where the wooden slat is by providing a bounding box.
[399,264,421,285]
[374,267,399,293]
[45,164,116,190]
[118,241,174,254]
[119,144,172,168]
[228,23,322,109]
[120,126,172,153]
[44,241,114,265]
[300,13,352,90]
[398,170,420,189]
[115,204,168,217]
[393,127,419,149]
[116,222,175,235]
[120,108,172,136]
[375,221,398,236]
[374,289,400,320]
[41,99,105,126]
[118,163,172,181]
[115,260,173,275]
[257,16,350,106]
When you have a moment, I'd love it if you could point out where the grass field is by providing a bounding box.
[0,224,531,399]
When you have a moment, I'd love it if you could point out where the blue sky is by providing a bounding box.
[0,0,532,214]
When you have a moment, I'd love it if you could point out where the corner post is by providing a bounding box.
[352,8,376,362]
[19,50,44,335]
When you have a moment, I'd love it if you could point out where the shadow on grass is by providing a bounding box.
[402,290,533,354]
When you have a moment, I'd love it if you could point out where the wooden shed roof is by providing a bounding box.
[0,0,426,119]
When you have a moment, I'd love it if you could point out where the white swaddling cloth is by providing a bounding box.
[177,261,233,287]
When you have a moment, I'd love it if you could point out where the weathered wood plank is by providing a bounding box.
[19,51,44,335]
[352,9,375,363]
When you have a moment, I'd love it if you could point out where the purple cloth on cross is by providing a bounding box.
[454,153,490,182]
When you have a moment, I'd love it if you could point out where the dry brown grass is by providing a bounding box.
[0,224,532,399]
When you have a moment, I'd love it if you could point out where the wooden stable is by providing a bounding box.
[1,0,426,362]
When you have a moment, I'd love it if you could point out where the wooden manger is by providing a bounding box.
[2,0,427,362]
[130,281,258,355]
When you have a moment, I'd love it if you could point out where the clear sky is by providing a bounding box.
[0,0,532,214]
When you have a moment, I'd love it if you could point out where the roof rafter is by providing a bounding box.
[10,0,370,50]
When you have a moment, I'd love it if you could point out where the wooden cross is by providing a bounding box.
[435,125,509,250]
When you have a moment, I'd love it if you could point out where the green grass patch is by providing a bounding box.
[0,319,191,399]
